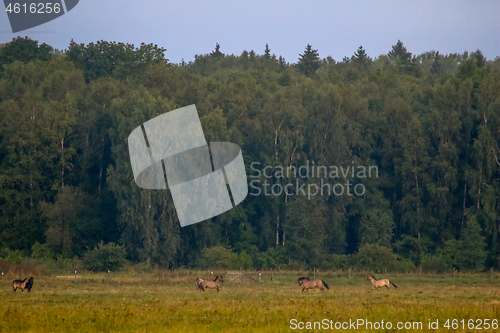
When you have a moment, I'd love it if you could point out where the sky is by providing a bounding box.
[1,0,499,64]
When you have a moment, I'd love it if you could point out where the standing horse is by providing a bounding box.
[196,278,205,291]
[298,277,329,292]
[200,275,224,292]
[367,274,397,290]
[13,277,33,292]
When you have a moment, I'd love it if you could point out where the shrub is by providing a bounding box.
[420,254,452,274]
[255,251,276,270]
[31,242,55,260]
[194,246,236,270]
[233,251,254,270]
[353,243,401,272]
[82,242,127,272]
[0,248,26,264]
[322,254,349,271]
[281,259,308,271]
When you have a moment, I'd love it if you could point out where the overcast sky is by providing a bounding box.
[1,0,499,63]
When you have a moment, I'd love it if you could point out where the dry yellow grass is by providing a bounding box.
[1,273,499,332]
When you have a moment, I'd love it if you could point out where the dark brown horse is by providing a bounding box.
[367,274,397,291]
[298,276,329,292]
[200,275,224,292]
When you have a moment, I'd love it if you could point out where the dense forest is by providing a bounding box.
[0,37,499,273]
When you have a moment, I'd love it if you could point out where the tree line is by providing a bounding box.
[0,37,499,272]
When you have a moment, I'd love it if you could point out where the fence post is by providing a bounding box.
[420,266,422,278]
[348,268,351,279]
[385,267,386,275]
[491,267,493,281]
[314,267,316,279]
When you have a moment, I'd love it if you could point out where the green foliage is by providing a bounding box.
[233,250,254,270]
[41,186,102,258]
[82,241,127,272]
[393,235,431,266]
[194,246,237,270]
[0,37,499,273]
[0,248,26,264]
[322,254,349,271]
[457,217,487,271]
[353,243,414,272]
[31,242,54,260]
[298,44,320,77]
[353,45,370,69]
[0,36,52,71]
[66,40,166,82]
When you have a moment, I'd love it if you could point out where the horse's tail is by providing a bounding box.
[390,281,397,289]
[322,280,330,290]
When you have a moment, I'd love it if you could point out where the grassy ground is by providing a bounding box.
[1,272,500,332]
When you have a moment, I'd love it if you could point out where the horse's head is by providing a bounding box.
[367,275,374,281]
[298,276,310,285]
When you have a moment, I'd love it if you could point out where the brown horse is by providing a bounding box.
[13,277,33,292]
[298,276,329,292]
[200,275,224,292]
[196,278,205,291]
[367,274,397,291]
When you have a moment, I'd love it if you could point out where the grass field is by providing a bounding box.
[1,272,500,332]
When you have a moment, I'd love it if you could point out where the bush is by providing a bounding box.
[82,242,127,272]
[31,242,55,260]
[420,254,452,273]
[0,248,26,264]
[281,259,308,271]
[233,251,254,270]
[254,247,294,270]
[194,246,237,270]
[353,243,412,272]
[255,251,276,270]
[322,254,349,271]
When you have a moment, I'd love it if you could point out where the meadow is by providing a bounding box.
[1,271,500,332]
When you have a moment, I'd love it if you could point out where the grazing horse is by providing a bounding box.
[298,277,329,292]
[367,274,397,291]
[200,275,224,292]
[13,277,33,292]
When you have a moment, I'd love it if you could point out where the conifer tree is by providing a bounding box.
[298,44,321,77]
[264,43,271,59]
[353,45,370,69]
